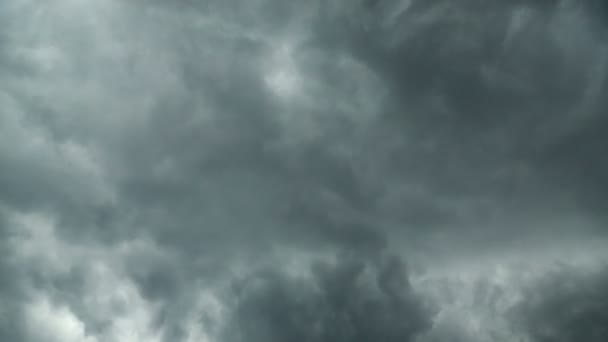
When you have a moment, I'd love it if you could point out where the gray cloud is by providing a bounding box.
[1,0,608,341]
[0,212,28,341]
[512,263,608,342]
[220,252,432,342]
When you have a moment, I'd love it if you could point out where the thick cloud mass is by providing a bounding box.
[513,264,608,342]
[1,0,608,341]
[222,254,431,342]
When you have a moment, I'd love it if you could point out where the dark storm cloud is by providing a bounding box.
[1,0,608,341]
[512,263,608,342]
[220,252,431,342]
[337,0,608,217]
[2,0,604,254]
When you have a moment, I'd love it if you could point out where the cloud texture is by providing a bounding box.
[1,0,608,341]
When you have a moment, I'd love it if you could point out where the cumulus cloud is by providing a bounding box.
[1,0,607,341]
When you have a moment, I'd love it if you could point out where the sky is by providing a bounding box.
[1,0,608,341]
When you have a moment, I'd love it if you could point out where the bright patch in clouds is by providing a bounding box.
[264,41,301,99]
[26,297,96,342]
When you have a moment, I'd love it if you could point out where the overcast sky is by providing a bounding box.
[1,0,608,341]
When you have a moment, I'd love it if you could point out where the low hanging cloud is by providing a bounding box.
[512,263,608,342]
[220,253,432,342]
[1,0,608,341]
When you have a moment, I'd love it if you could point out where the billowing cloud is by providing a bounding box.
[512,263,608,342]
[1,0,607,341]
[220,252,431,342]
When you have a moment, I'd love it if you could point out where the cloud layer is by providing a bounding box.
[1,0,607,341]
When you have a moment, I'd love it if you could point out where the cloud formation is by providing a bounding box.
[513,263,608,342]
[1,0,607,341]
[221,253,431,342]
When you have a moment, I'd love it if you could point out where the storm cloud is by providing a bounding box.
[512,263,608,342]
[1,0,607,341]
[220,253,431,342]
